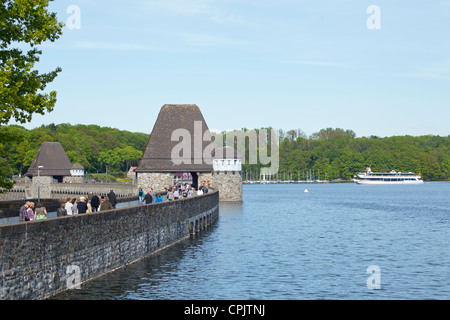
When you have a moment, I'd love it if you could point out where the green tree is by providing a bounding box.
[118,146,142,171]
[1,0,63,125]
[98,149,122,173]
[0,157,14,190]
[0,0,63,191]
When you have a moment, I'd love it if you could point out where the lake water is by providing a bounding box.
[54,182,450,300]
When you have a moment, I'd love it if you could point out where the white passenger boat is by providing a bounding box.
[355,167,424,185]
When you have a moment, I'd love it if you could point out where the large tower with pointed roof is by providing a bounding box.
[135,104,242,201]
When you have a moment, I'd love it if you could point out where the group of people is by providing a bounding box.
[19,183,210,222]
[166,183,209,201]
[138,187,162,205]
[19,201,48,221]
[137,183,209,205]
[59,189,118,216]
[19,189,119,221]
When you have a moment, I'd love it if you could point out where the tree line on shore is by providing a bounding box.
[0,123,148,180]
[244,128,449,181]
[0,124,449,186]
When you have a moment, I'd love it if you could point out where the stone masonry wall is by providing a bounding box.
[198,173,213,188]
[137,172,173,193]
[29,176,52,199]
[212,171,242,201]
[0,191,219,300]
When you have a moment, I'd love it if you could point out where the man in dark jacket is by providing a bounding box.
[107,189,117,209]
[91,194,100,212]
[77,197,88,214]
[144,192,153,204]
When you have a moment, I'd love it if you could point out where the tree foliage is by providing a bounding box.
[0,0,63,192]
[1,0,63,126]
[241,128,450,181]
[1,123,147,176]
[1,125,449,188]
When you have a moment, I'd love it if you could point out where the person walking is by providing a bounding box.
[86,198,92,213]
[65,197,74,215]
[108,189,117,209]
[138,187,144,205]
[34,203,47,220]
[150,188,156,201]
[144,191,153,204]
[167,188,174,201]
[154,194,163,203]
[91,194,100,212]
[57,203,67,217]
[26,202,35,221]
[77,197,88,214]
[71,198,78,214]
[19,201,30,222]
[100,196,113,211]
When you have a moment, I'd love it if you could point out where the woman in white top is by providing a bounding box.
[65,197,74,215]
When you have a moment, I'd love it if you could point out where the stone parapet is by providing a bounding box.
[0,190,219,300]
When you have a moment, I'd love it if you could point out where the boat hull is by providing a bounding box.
[355,180,424,185]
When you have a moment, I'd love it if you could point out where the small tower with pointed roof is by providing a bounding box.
[25,142,86,198]
[25,142,73,198]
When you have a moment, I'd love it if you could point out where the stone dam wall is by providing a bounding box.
[0,191,219,300]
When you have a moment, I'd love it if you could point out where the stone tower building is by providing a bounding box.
[212,146,243,202]
[135,104,242,201]
[25,142,85,198]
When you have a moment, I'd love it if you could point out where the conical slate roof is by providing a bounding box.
[136,104,214,172]
[71,163,84,169]
[26,142,72,177]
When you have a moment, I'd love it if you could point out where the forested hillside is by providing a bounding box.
[0,123,148,175]
[0,124,449,182]
[244,128,449,181]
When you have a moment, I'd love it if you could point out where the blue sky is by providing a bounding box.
[14,0,450,137]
